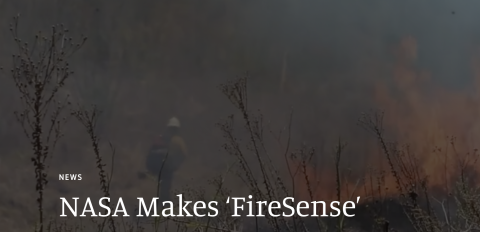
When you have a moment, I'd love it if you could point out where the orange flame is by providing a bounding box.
[291,35,480,206]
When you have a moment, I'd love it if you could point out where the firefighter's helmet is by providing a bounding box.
[167,117,181,127]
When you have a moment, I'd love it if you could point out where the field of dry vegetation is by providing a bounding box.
[2,1,480,232]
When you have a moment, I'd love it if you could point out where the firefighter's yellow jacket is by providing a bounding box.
[168,135,188,160]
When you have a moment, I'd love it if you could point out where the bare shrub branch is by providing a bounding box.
[72,105,117,232]
[6,15,86,232]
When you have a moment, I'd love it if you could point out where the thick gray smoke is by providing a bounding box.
[1,0,480,231]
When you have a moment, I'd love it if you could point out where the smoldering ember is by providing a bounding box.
[59,195,360,218]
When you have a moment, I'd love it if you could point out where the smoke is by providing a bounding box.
[2,0,480,229]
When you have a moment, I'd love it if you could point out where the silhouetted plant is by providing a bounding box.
[5,15,86,232]
[73,105,117,232]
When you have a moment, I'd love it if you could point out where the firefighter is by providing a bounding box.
[158,116,188,203]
